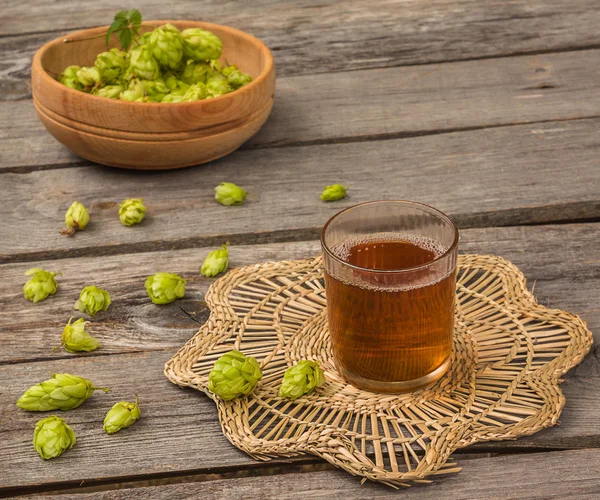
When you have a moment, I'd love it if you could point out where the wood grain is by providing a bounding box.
[1,118,599,262]
[36,448,600,499]
[3,49,600,171]
[2,0,600,101]
[0,225,598,494]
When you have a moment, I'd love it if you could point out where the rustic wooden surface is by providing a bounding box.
[1,0,598,497]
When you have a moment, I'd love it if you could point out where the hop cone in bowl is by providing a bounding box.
[150,23,184,70]
[95,48,127,83]
[181,28,223,61]
[59,66,83,90]
[126,44,160,81]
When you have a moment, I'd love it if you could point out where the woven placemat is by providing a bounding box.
[165,254,592,487]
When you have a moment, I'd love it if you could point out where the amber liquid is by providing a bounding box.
[324,238,455,392]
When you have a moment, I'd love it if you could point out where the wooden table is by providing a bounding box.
[1,0,599,497]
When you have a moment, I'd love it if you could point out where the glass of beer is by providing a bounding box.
[321,201,459,393]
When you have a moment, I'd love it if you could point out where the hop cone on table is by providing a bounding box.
[208,351,263,400]
[95,84,123,99]
[64,201,90,234]
[214,182,248,206]
[17,373,110,411]
[95,48,127,83]
[23,268,58,303]
[181,28,223,61]
[279,360,325,400]
[74,286,112,316]
[222,65,252,89]
[145,272,186,304]
[201,243,229,277]
[33,416,76,460]
[103,396,141,434]
[126,44,160,81]
[59,65,83,90]
[119,198,146,226]
[320,184,348,202]
[60,317,100,353]
[149,23,184,70]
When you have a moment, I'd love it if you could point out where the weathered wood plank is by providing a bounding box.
[36,448,600,499]
[3,49,600,169]
[2,224,598,364]
[2,0,600,101]
[0,224,598,494]
[1,119,599,262]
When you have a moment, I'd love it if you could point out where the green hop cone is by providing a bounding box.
[59,317,100,353]
[201,243,229,277]
[76,66,101,88]
[144,272,186,304]
[120,79,145,101]
[164,73,190,93]
[180,61,210,85]
[33,416,76,460]
[23,268,58,303]
[103,395,141,434]
[119,198,146,226]
[17,373,110,411]
[139,78,170,102]
[63,201,89,235]
[279,360,325,400]
[206,72,231,97]
[161,93,185,103]
[95,48,127,83]
[208,351,263,400]
[222,65,252,89]
[74,286,111,316]
[320,184,348,202]
[126,44,160,81]
[95,85,123,99]
[181,82,208,101]
[181,28,223,61]
[58,65,83,90]
[150,23,184,70]
[214,182,248,206]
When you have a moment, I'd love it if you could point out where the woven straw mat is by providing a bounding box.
[165,254,592,487]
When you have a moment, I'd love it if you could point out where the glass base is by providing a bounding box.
[338,356,451,394]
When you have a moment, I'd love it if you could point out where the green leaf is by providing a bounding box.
[128,9,142,28]
[114,10,128,20]
[118,29,132,51]
[105,19,123,47]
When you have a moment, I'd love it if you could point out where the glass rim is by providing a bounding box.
[320,200,459,274]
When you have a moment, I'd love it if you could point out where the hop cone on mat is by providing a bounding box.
[95,84,123,99]
[76,66,101,87]
[74,286,112,316]
[214,182,248,206]
[103,396,141,434]
[95,48,127,83]
[59,65,83,90]
[17,373,110,411]
[279,360,325,400]
[201,243,229,277]
[222,65,252,89]
[59,317,100,353]
[33,416,76,460]
[320,184,348,202]
[181,61,210,84]
[208,351,263,400]
[206,72,232,97]
[181,28,223,61]
[145,272,186,304]
[149,23,184,69]
[63,201,90,235]
[23,268,58,303]
[119,198,147,226]
[126,44,160,81]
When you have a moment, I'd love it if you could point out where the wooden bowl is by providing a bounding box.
[31,21,275,170]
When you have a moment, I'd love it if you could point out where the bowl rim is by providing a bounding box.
[32,20,274,108]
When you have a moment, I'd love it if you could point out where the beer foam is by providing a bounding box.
[327,232,452,292]
[331,232,447,263]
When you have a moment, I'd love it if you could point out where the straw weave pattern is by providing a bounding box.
[165,254,592,487]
